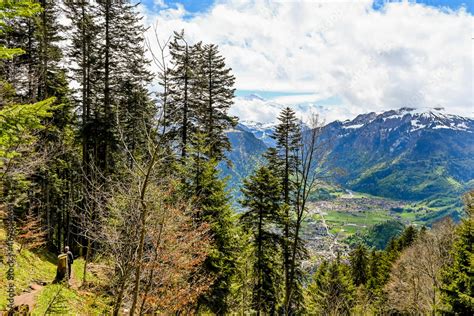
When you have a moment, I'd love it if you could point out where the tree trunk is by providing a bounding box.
[82,237,91,284]
[181,44,189,159]
[113,278,127,316]
[129,145,160,314]
[256,204,263,316]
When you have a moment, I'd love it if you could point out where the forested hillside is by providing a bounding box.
[230,106,474,204]
[1,1,473,315]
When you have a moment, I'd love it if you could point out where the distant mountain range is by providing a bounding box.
[220,125,267,197]
[223,106,474,203]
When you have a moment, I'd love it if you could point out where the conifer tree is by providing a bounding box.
[113,2,154,165]
[166,31,202,159]
[241,166,283,315]
[64,0,101,172]
[1,0,77,254]
[1,3,54,309]
[197,43,237,161]
[350,243,369,286]
[33,0,77,252]
[306,258,355,315]
[270,107,302,312]
[272,107,301,205]
[181,134,237,313]
[366,249,387,293]
[397,225,418,250]
[441,192,474,314]
[96,0,154,169]
[64,0,103,254]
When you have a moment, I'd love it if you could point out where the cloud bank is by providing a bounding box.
[139,0,473,122]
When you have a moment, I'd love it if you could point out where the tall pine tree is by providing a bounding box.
[270,107,303,313]
[350,243,369,286]
[165,31,202,159]
[197,43,237,161]
[180,133,237,314]
[306,258,355,315]
[441,191,474,314]
[241,166,283,315]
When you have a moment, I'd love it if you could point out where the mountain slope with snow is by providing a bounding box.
[322,107,474,200]
[228,107,474,202]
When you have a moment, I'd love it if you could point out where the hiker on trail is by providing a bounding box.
[65,246,74,279]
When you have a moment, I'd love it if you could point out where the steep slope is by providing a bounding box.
[238,121,276,147]
[232,107,473,202]
[0,224,110,313]
[323,107,474,200]
[221,125,267,197]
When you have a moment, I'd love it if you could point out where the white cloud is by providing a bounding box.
[272,94,326,105]
[139,0,474,121]
[153,0,167,8]
[230,96,368,125]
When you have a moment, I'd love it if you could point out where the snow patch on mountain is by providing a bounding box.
[335,107,474,135]
[237,122,276,147]
[343,124,364,129]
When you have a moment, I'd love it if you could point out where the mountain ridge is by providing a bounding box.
[224,106,474,203]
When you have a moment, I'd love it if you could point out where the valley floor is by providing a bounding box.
[303,189,463,261]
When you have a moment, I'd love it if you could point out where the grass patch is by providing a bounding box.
[71,258,102,286]
[34,284,82,315]
[34,283,112,315]
[323,210,393,238]
[0,225,111,313]
[0,246,57,310]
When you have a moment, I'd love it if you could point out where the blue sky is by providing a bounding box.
[142,0,474,15]
[373,0,474,13]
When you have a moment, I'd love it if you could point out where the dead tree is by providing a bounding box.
[286,114,332,312]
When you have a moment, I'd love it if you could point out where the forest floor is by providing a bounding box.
[13,283,43,311]
[11,269,81,312]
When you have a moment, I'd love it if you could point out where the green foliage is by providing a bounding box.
[0,0,41,59]
[182,135,238,313]
[267,107,307,314]
[228,228,254,313]
[441,215,474,313]
[164,31,236,162]
[197,43,237,161]
[0,98,55,165]
[306,259,355,315]
[350,220,405,250]
[241,166,283,314]
[349,243,369,286]
[397,225,418,249]
[352,162,468,201]
[366,249,390,292]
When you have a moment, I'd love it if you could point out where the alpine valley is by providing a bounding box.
[223,97,474,246]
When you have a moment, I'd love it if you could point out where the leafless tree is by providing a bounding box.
[385,218,456,314]
[287,114,332,309]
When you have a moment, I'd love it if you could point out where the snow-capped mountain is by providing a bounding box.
[237,121,277,147]
[224,106,474,202]
[336,107,473,134]
[321,107,474,200]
